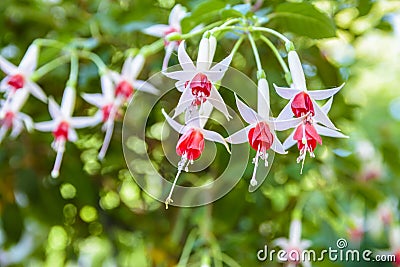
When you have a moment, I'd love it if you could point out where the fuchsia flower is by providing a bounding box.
[163,36,233,120]
[143,4,187,69]
[226,79,301,187]
[0,89,33,143]
[274,220,312,267]
[274,51,347,173]
[274,51,344,129]
[36,87,97,178]
[0,44,47,111]
[162,108,229,208]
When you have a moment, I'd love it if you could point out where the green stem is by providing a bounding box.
[259,35,289,74]
[177,228,198,267]
[247,33,265,79]
[138,39,164,57]
[208,18,242,35]
[34,38,65,50]
[77,50,107,73]
[231,35,245,55]
[67,53,79,88]
[31,55,70,81]
[176,21,224,40]
[251,26,293,47]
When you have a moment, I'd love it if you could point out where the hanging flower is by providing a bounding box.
[0,89,33,144]
[274,50,344,130]
[143,4,187,69]
[282,97,348,173]
[35,86,98,178]
[82,71,123,160]
[0,44,47,111]
[226,79,301,186]
[162,36,233,120]
[110,54,159,103]
[162,108,229,208]
[274,220,312,267]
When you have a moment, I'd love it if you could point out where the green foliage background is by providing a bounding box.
[0,0,400,266]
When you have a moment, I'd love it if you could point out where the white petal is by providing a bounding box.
[10,89,29,112]
[276,99,294,121]
[288,51,307,90]
[27,81,47,102]
[208,85,231,120]
[142,24,170,37]
[169,4,186,28]
[271,132,287,154]
[208,36,217,63]
[10,120,23,138]
[273,84,301,99]
[133,80,159,95]
[173,87,193,118]
[283,130,297,150]
[205,53,233,82]
[19,112,34,132]
[225,125,252,144]
[307,84,344,100]
[315,124,348,138]
[162,70,195,81]
[234,94,259,124]
[70,116,100,128]
[35,121,56,132]
[101,72,115,101]
[312,99,338,130]
[273,238,289,249]
[390,226,400,249]
[178,41,195,71]
[300,240,312,250]
[68,128,78,142]
[161,108,185,134]
[202,128,230,153]
[109,70,122,84]
[303,260,312,267]
[272,117,302,131]
[289,220,302,244]
[196,37,211,71]
[0,56,18,75]
[123,54,145,82]
[199,100,213,128]
[61,86,75,117]
[81,93,105,107]
[175,80,186,92]
[321,96,333,114]
[162,43,175,70]
[257,78,270,119]
[48,98,62,119]
[19,44,39,75]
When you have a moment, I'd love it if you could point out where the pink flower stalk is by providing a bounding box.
[282,98,348,174]
[274,220,312,267]
[36,86,98,178]
[226,79,301,187]
[0,44,47,113]
[162,108,229,208]
[162,36,233,120]
[274,51,344,130]
[143,4,188,69]
[0,89,33,143]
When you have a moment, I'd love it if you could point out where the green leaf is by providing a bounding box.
[268,3,336,39]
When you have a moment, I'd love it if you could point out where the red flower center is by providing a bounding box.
[395,249,400,266]
[291,92,314,117]
[286,247,302,264]
[347,227,364,242]
[102,104,113,122]
[7,74,25,91]
[2,111,14,128]
[115,80,134,99]
[248,122,274,153]
[53,121,69,140]
[176,128,204,161]
[293,122,322,152]
[185,73,212,106]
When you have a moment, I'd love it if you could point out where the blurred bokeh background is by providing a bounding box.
[0,0,400,266]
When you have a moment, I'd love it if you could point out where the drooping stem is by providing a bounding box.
[247,33,265,79]
[31,55,70,81]
[259,35,291,84]
[231,35,245,55]
[67,52,79,89]
[250,26,293,47]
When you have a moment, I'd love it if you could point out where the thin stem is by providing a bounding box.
[251,26,292,45]
[259,35,290,74]
[34,38,65,50]
[177,228,198,267]
[176,21,224,40]
[231,35,245,55]
[138,39,165,57]
[208,18,242,35]
[31,55,70,81]
[67,53,79,88]
[247,33,264,79]
[77,50,107,73]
